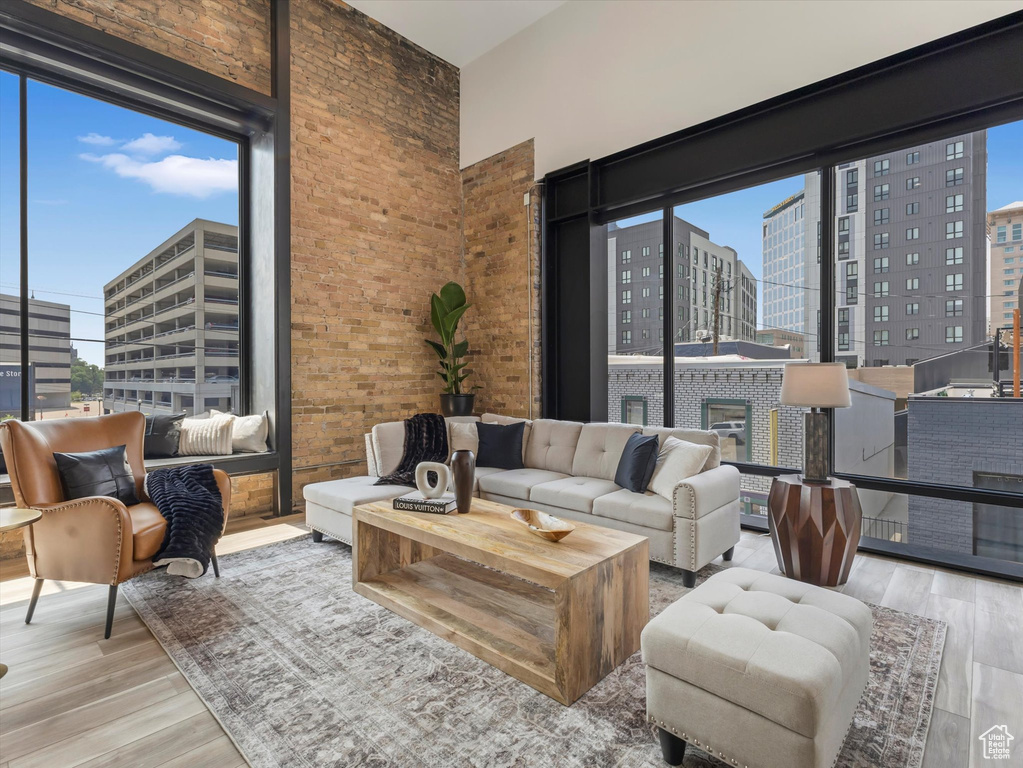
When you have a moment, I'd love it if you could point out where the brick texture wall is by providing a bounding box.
[24,0,272,94]
[461,140,542,419]
[907,398,1023,554]
[288,1,462,500]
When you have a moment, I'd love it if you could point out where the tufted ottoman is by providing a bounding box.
[641,567,872,768]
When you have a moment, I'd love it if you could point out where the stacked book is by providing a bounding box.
[393,491,458,514]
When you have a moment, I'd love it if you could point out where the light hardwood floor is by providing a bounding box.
[1,519,1020,767]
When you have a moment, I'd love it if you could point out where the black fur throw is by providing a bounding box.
[146,463,224,578]
[375,413,449,487]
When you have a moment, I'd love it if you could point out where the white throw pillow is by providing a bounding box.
[448,421,479,460]
[649,436,713,501]
[212,409,269,453]
[179,413,235,456]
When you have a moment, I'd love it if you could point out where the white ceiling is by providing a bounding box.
[345,0,566,68]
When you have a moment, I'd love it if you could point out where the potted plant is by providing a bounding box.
[426,281,475,417]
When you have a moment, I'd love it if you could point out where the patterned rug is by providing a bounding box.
[122,536,946,768]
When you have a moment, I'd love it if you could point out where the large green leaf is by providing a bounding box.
[430,294,450,342]
[431,294,448,339]
[425,339,447,359]
[452,339,469,358]
[441,304,470,338]
[439,282,466,313]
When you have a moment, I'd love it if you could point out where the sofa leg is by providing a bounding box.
[25,578,44,624]
[681,569,697,589]
[722,546,735,562]
[312,530,324,543]
[104,585,118,640]
[657,727,687,766]
[210,550,221,578]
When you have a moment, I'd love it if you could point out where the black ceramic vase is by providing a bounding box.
[450,449,476,514]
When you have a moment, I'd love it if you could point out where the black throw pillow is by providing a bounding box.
[614,432,660,493]
[475,421,525,470]
[144,412,185,458]
[53,445,140,506]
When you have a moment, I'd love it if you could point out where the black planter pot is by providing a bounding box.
[439,393,475,417]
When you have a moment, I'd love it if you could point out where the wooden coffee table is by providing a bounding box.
[352,498,649,705]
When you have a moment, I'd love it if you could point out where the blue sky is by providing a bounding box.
[0,73,238,364]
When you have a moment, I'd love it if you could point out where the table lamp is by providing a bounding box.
[779,362,851,484]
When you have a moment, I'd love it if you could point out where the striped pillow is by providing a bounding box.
[178,414,235,456]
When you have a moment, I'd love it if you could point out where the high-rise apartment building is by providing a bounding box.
[988,200,1023,333]
[0,293,72,413]
[763,132,987,367]
[103,219,240,416]
[607,217,757,355]
[761,192,804,336]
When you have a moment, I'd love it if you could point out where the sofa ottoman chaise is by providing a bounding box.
[642,567,872,768]
[303,413,741,583]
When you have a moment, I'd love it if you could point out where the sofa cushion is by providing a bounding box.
[302,476,409,517]
[476,422,525,470]
[614,432,660,493]
[592,488,674,532]
[571,423,642,481]
[447,465,504,495]
[477,468,569,499]
[641,568,872,738]
[643,426,720,471]
[529,476,620,514]
[370,421,406,477]
[447,421,479,459]
[482,413,531,464]
[649,437,713,500]
[524,419,583,474]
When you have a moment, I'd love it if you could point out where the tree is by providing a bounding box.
[71,359,104,397]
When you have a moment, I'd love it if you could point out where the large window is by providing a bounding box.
[830,122,1023,567]
[607,210,663,425]
[0,72,242,444]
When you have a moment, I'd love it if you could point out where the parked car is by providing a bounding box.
[710,420,746,446]
[205,375,239,383]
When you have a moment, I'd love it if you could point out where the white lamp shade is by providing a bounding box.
[779,362,852,408]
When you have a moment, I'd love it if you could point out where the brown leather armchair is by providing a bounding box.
[0,412,231,638]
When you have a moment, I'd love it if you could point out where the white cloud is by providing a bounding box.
[77,133,116,146]
[80,153,237,198]
[121,133,182,155]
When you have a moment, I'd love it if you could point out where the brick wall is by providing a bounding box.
[461,140,542,419]
[907,397,1023,554]
[288,1,462,501]
[231,473,275,517]
[24,0,272,94]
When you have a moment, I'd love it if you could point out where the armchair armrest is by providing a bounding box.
[672,465,740,520]
[28,496,134,585]
[365,433,379,477]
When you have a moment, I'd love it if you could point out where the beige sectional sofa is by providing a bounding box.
[304,413,741,585]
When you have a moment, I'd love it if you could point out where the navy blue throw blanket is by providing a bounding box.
[375,413,449,488]
[146,464,224,578]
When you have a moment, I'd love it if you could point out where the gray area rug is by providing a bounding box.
[122,535,946,768]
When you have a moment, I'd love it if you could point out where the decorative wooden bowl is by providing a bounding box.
[510,508,576,542]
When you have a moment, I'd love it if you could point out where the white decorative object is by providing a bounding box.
[211,409,269,453]
[415,461,451,499]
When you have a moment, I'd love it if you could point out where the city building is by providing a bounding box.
[0,293,72,414]
[764,134,988,368]
[102,219,240,416]
[607,216,757,355]
[755,328,806,358]
[988,200,1023,333]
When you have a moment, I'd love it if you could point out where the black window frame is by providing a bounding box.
[0,1,292,514]
[542,11,1023,580]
